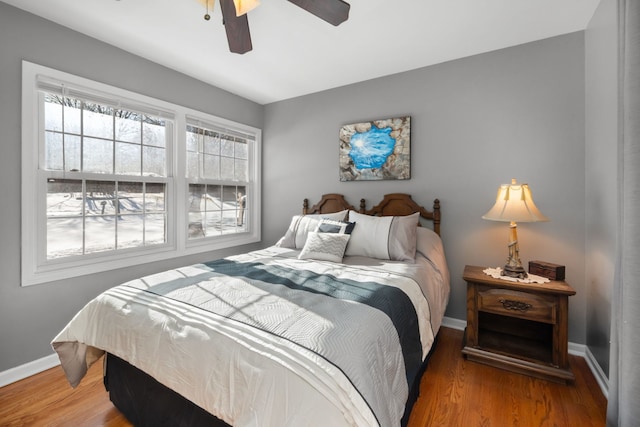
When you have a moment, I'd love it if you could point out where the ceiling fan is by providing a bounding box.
[203,0,351,54]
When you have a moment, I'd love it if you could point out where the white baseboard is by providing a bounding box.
[441,316,466,331]
[584,346,609,399]
[441,316,609,398]
[0,353,60,388]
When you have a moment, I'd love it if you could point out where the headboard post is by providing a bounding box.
[433,199,441,236]
[303,198,309,215]
[359,198,366,214]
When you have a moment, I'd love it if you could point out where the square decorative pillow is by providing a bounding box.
[298,232,351,263]
[316,218,356,235]
[345,211,419,261]
[276,210,348,249]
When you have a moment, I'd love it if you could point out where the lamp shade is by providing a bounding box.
[482,179,548,223]
[233,0,260,16]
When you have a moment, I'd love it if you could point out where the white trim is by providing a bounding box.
[568,341,586,356]
[441,316,466,331]
[0,353,60,388]
[585,346,609,399]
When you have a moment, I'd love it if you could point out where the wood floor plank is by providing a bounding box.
[0,327,606,426]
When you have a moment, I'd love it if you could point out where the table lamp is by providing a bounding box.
[482,179,548,278]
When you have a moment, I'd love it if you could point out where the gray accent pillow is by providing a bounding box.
[345,211,419,261]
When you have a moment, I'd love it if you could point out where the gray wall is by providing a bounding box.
[263,33,588,343]
[0,2,263,371]
[584,0,618,376]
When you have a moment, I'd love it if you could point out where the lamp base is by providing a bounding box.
[501,264,528,279]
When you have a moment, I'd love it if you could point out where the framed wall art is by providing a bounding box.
[339,116,411,181]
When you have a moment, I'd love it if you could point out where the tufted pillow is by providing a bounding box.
[298,232,351,263]
[345,211,419,261]
[276,210,348,249]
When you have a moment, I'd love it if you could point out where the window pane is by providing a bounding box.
[64,100,82,135]
[45,131,63,171]
[221,139,234,157]
[235,141,248,159]
[47,218,83,259]
[118,182,143,214]
[145,182,166,213]
[204,134,220,155]
[47,179,84,259]
[222,185,239,234]
[65,135,82,172]
[83,104,114,139]
[85,215,116,254]
[203,154,220,180]
[220,157,234,181]
[86,181,116,216]
[143,118,165,148]
[115,142,141,175]
[186,127,199,153]
[115,111,141,143]
[234,158,248,182]
[187,152,198,179]
[188,184,205,238]
[44,95,62,132]
[117,215,144,250]
[145,213,166,244]
[236,186,247,228]
[143,146,165,176]
[204,210,222,237]
[47,179,83,217]
[220,210,237,234]
[84,137,114,174]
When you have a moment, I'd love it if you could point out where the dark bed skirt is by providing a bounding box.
[105,353,230,427]
[104,334,439,427]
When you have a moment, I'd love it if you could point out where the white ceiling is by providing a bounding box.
[4,0,599,105]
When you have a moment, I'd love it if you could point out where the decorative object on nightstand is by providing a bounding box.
[462,265,576,383]
[529,260,566,280]
[482,178,548,279]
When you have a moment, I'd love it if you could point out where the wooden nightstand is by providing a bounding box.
[461,265,576,383]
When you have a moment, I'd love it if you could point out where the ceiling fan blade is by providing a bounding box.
[220,0,253,54]
[287,0,350,26]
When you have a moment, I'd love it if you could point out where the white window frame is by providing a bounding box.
[21,61,261,286]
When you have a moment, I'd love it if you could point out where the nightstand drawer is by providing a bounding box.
[477,287,557,324]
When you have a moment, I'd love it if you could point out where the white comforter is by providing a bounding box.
[52,246,449,427]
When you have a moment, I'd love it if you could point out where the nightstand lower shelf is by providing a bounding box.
[462,344,575,383]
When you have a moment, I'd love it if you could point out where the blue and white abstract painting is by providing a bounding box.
[339,116,411,181]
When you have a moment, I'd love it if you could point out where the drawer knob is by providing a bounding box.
[498,298,532,312]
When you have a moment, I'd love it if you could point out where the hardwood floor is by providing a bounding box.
[0,327,607,426]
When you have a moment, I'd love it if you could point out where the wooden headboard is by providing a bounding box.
[303,193,441,236]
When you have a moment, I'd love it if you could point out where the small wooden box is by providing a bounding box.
[529,261,565,281]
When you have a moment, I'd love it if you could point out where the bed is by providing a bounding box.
[52,193,449,427]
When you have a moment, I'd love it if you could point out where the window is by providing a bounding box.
[185,121,251,239]
[43,94,170,260]
[22,62,261,286]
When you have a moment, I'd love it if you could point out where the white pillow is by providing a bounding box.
[345,211,419,261]
[298,232,351,263]
[416,226,450,287]
[276,210,348,249]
